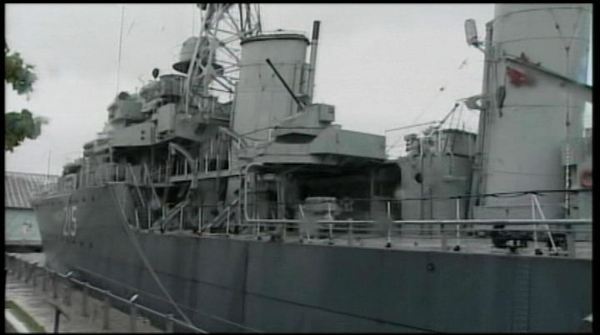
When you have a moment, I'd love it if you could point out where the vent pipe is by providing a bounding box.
[307,20,321,102]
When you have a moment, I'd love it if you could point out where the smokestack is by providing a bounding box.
[307,20,320,102]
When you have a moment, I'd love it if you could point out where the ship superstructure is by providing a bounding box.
[31,3,592,332]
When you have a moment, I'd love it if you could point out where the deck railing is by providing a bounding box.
[133,189,591,258]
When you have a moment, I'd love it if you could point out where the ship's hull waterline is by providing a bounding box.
[32,183,591,332]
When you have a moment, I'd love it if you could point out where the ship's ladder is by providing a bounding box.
[201,197,240,233]
[152,200,190,231]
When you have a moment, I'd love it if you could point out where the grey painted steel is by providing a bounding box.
[473,4,592,219]
[233,34,309,141]
[32,184,592,332]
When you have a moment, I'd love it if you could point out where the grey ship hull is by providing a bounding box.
[33,184,592,332]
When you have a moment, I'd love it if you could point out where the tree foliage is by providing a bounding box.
[5,44,37,95]
[5,109,48,152]
[5,44,47,152]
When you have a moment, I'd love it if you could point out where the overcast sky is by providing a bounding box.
[6,4,500,175]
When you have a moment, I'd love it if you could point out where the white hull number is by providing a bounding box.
[63,205,78,237]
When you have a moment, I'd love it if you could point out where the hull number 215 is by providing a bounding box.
[63,205,78,237]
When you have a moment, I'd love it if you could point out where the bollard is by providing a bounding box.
[102,293,111,330]
[81,283,90,317]
[129,303,138,332]
[165,313,174,333]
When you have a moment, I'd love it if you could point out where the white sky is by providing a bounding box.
[6,4,496,175]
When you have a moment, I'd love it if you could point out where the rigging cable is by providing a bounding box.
[116,5,125,94]
[109,186,262,332]
[410,57,469,125]
[110,186,197,328]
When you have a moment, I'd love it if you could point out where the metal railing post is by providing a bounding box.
[42,270,48,292]
[166,313,175,333]
[531,194,541,254]
[148,206,152,230]
[179,207,184,232]
[129,303,138,332]
[328,223,334,245]
[226,207,230,235]
[256,219,261,240]
[454,198,462,251]
[63,281,72,306]
[14,259,19,279]
[53,307,61,333]
[440,224,447,250]
[198,206,202,232]
[135,209,140,229]
[532,195,557,254]
[24,262,30,283]
[566,223,576,258]
[16,260,22,280]
[102,292,111,330]
[28,263,35,283]
[81,282,89,317]
[52,272,58,299]
[347,221,354,246]
[387,201,391,219]
[31,268,37,288]
[282,221,287,241]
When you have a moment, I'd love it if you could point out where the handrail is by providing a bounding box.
[153,200,190,231]
[143,163,161,206]
[6,255,208,333]
[202,197,240,232]
[127,164,146,205]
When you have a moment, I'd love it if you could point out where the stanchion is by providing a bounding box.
[52,273,58,299]
[102,292,111,330]
[166,313,175,333]
[81,282,90,317]
[130,303,138,332]
[63,282,72,306]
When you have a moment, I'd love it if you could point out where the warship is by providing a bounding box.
[31,3,593,332]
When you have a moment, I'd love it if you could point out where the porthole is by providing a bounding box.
[414,173,423,184]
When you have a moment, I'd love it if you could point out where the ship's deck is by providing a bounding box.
[161,230,593,260]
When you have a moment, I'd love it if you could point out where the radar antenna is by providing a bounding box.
[184,3,262,114]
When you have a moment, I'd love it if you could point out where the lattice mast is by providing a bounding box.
[184,3,262,114]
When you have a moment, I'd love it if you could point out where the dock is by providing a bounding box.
[5,253,163,333]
